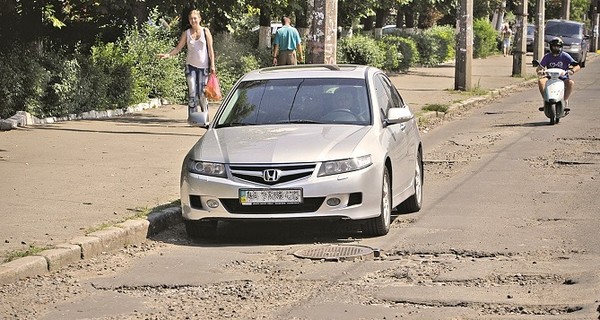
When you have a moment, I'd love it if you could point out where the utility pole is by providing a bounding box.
[307,0,338,64]
[512,0,528,77]
[455,0,473,91]
[534,0,545,61]
[592,0,599,52]
[562,0,571,20]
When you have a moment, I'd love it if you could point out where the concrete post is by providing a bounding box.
[307,0,338,64]
[454,0,473,91]
[512,0,528,77]
[534,0,545,61]
[592,13,599,52]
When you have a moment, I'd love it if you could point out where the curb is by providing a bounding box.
[0,98,167,131]
[0,206,182,285]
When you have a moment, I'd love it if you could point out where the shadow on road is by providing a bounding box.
[150,214,405,248]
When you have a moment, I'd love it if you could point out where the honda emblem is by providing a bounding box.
[263,169,281,182]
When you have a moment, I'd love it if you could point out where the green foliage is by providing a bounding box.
[337,35,385,68]
[38,47,82,117]
[120,10,187,105]
[90,42,134,109]
[426,25,455,62]
[213,33,263,96]
[410,26,456,66]
[0,43,48,119]
[380,35,419,72]
[473,18,499,58]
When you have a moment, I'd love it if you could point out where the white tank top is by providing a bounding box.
[186,28,209,68]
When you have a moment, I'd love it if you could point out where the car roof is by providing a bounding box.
[546,19,584,26]
[240,64,374,81]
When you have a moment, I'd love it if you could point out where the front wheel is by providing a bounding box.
[548,103,557,125]
[362,167,392,237]
[396,150,424,213]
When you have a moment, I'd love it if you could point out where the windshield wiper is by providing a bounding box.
[215,122,255,128]
[275,119,323,124]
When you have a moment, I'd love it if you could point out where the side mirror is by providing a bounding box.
[188,111,209,128]
[532,59,540,67]
[385,107,414,126]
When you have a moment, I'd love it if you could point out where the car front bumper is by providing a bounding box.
[180,163,384,222]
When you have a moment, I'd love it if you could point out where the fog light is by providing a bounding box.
[206,199,220,208]
[326,197,341,206]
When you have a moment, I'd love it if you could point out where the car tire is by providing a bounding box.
[362,166,392,237]
[185,220,218,238]
[396,149,424,213]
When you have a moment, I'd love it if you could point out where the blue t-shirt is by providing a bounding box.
[540,52,576,80]
[273,25,301,51]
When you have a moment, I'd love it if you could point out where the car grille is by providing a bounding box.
[229,163,316,186]
[221,197,325,214]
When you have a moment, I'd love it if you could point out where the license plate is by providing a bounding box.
[239,189,303,205]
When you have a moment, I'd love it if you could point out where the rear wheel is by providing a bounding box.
[185,220,218,238]
[362,167,391,237]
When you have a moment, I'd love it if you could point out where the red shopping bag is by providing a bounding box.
[205,73,222,101]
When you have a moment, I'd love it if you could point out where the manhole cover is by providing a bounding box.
[293,245,377,261]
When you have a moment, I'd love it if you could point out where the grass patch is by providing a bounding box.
[4,245,53,263]
[422,103,449,117]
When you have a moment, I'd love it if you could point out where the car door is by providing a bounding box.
[373,73,414,197]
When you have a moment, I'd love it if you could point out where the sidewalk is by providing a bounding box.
[0,53,577,284]
[391,53,537,114]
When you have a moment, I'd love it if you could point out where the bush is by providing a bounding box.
[213,32,263,97]
[89,42,134,109]
[473,19,499,58]
[121,11,187,105]
[38,47,82,117]
[0,43,48,118]
[337,35,385,68]
[381,36,419,72]
[426,25,455,63]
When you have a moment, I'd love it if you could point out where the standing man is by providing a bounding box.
[273,16,303,66]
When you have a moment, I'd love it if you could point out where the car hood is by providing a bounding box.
[188,125,372,163]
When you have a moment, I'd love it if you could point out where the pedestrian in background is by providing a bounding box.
[158,9,216,116]
[272,17,303,66]
[501,23,513,57]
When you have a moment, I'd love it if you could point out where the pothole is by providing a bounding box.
[293,245,378,261]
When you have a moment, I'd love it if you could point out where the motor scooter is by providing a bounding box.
[532,59,571,125]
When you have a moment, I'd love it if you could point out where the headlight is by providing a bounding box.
[187,160,226,177]
[569,43,580,49]
[317,155,372,177]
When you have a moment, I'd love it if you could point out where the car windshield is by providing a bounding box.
[214,78,371,127]
[545,22,581,38]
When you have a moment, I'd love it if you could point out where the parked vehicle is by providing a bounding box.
[532,59,573,125]
[182,64,424,238]
[526,24,535,52]
[544,19,589,67]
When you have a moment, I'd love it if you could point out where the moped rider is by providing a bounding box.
[536,37,580,112]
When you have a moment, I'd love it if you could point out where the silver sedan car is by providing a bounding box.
[181,64,423,238]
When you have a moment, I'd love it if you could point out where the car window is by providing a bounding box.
[545,22,582,38]
[215,78,371,127]
[373,73,405,118]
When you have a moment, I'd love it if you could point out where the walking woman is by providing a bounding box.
[158,9,216,116]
